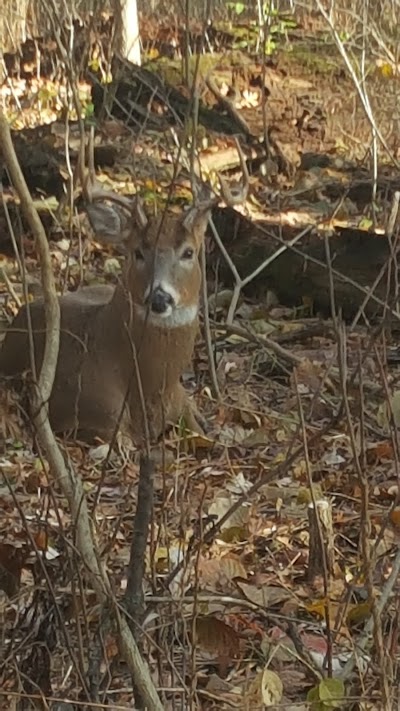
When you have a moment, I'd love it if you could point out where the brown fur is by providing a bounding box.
[0,204,209,445]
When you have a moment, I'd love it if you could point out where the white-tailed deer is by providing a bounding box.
[0,144,248,445]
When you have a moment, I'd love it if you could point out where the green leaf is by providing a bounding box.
[265,37,276,55]
[88,57,100,72]
[307,685,321,703]
[358,216,373,230]
[85,102,95,119]
[307,679,345,710]
[225,1,245,13]
[319,678,345,706]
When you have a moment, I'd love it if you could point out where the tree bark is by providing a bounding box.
[115,0,141,65]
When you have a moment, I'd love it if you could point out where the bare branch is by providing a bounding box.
[0,112,60,402]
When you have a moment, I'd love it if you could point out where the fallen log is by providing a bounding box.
[210,206,398,322]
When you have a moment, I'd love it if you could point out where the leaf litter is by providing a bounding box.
[1,9,400,710]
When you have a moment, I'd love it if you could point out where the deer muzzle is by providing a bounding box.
[148,286,175,315]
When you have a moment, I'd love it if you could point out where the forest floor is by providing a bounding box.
[1,9,400,710]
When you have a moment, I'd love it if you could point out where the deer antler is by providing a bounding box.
[81,127,148,228]
[80,126,132,208]
[183,138,249,230]
[81,130,248,230]
[217,137,249,207]
[193,136,249,211]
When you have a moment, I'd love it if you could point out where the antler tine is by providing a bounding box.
[88,185,135,210]
[192,175,218,211]
[80,125,96,203]
[80,126,136,211]
[217,136,249,207]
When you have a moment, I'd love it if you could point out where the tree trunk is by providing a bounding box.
[115,0,141,65]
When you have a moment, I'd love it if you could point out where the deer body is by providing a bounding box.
[0,205,209,444]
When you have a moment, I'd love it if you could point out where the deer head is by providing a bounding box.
[82,135,249,329]
[85,198,211,328]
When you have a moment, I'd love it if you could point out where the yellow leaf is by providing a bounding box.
[261,669,283,707]
[145,48,160,60]
[346,601,372,626]
[305,598,338,620]
[380,62,393,77]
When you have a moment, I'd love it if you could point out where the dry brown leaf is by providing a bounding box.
[0,543,27,597]
[195,616,242,675]
[241,428,271,447]
[0,385,25,442]
[34,529,48,551]
[389,508,400,528]
[208,494,250,534]
[291,358,324,393]
[219,555,247,581]
[205,673,233,694]
[236,580,293,608]
[199,555,247,589]
[366,440,394,463]
[278,668,308,694]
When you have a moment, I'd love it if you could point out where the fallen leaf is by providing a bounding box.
[261,669,283,707]
[199,555,247,589]
[195,616,242,675]
[236,581,293,607]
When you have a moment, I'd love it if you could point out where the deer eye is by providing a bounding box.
[134,248,144,261]
[181,247,194,260]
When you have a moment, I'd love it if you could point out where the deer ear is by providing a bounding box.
[86,203,130,245]
[183,205,211,245]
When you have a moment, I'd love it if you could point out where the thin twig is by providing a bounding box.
[201,244,220,399]
[340,544,400,681]
[0,111,163,711]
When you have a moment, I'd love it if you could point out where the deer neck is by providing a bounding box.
[101,285,198,395]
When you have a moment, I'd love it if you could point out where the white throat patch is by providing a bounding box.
[134,303,199,328]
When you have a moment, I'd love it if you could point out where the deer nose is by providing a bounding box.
[149,287,174,314]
